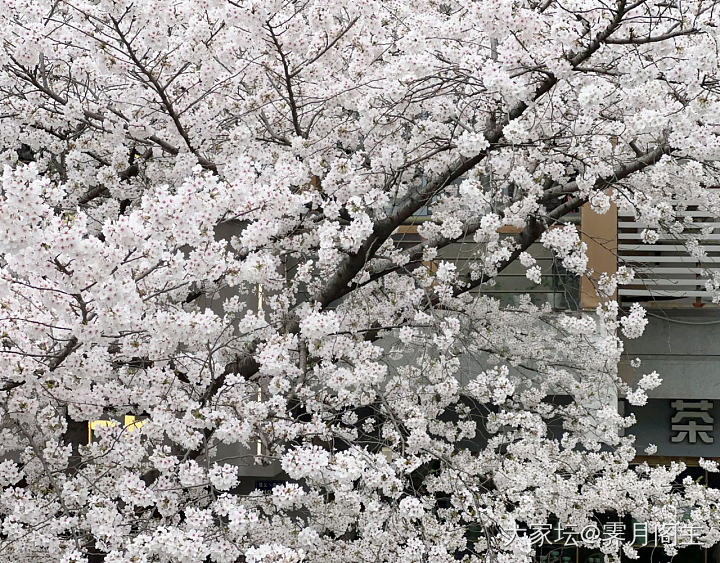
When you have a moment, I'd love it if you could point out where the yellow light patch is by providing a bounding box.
[88,415,146,443]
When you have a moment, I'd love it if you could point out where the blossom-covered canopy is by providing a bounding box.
[0,0,719,561]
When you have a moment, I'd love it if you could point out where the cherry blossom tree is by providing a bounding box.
[0,0,720,561]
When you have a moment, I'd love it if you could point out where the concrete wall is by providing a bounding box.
[620,309,720,399]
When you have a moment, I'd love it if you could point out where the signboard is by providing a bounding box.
[623,399,720,457]
[255,479,284,492]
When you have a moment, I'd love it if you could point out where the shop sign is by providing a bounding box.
[623,399,720,456]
